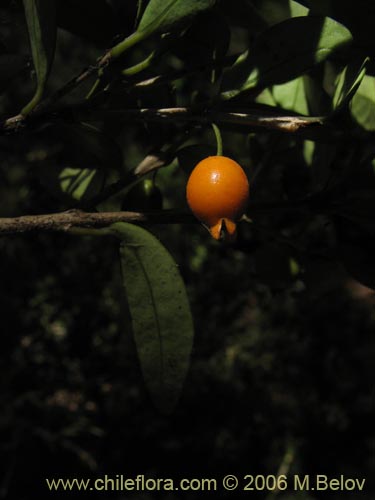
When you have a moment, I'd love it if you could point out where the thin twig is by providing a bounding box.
[0,197,319,236]
[1,103,328,137]
[76,107,328,136]
[0,209,195,235]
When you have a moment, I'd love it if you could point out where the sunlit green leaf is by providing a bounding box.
[251,0,308,26]
[59,167,100,201]
[333,58,368,110]
[303,140,315,166]
[113,222,194,414]
[221,16,352,99]
[255,88,277,106]
[22,0,57,114]
[351,75,375,131]
[272,77,309,115]
[138,0,216,36]
[37,164,105,203]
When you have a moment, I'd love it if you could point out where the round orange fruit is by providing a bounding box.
[186,155,249,241]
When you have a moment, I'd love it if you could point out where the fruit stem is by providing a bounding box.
[211,122,223,156]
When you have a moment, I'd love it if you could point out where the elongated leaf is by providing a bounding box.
[138,0,216,36]
[22,0,57,114]
[36,163,105,203]
[113,222,194,414]
[221,16,352,99]
[59,167,103,202]
[333,58,368,110]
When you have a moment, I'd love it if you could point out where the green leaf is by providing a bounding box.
[111,0,216,59]
[255,88,277,107]
[59,167,104,202]
[251,0,308,26]
[113,223,194,414]
[272,77,309,115]
[303,0,375,55]
[37,164,105,203]
[22,0,57,115]
[351,75,375,131]
[333,58,369,110]
[221,16,352,99]
[32,123,121,203]
[303,140,315,166]
[138,0,216,36]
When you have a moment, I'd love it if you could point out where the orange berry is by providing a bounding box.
[186,155,249,241]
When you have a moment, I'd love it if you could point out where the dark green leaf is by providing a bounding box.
[113,222,194,414]
[22,0,57,114]
[138,0,216,36]
[333,58,368,110]
[221,16,352,99]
